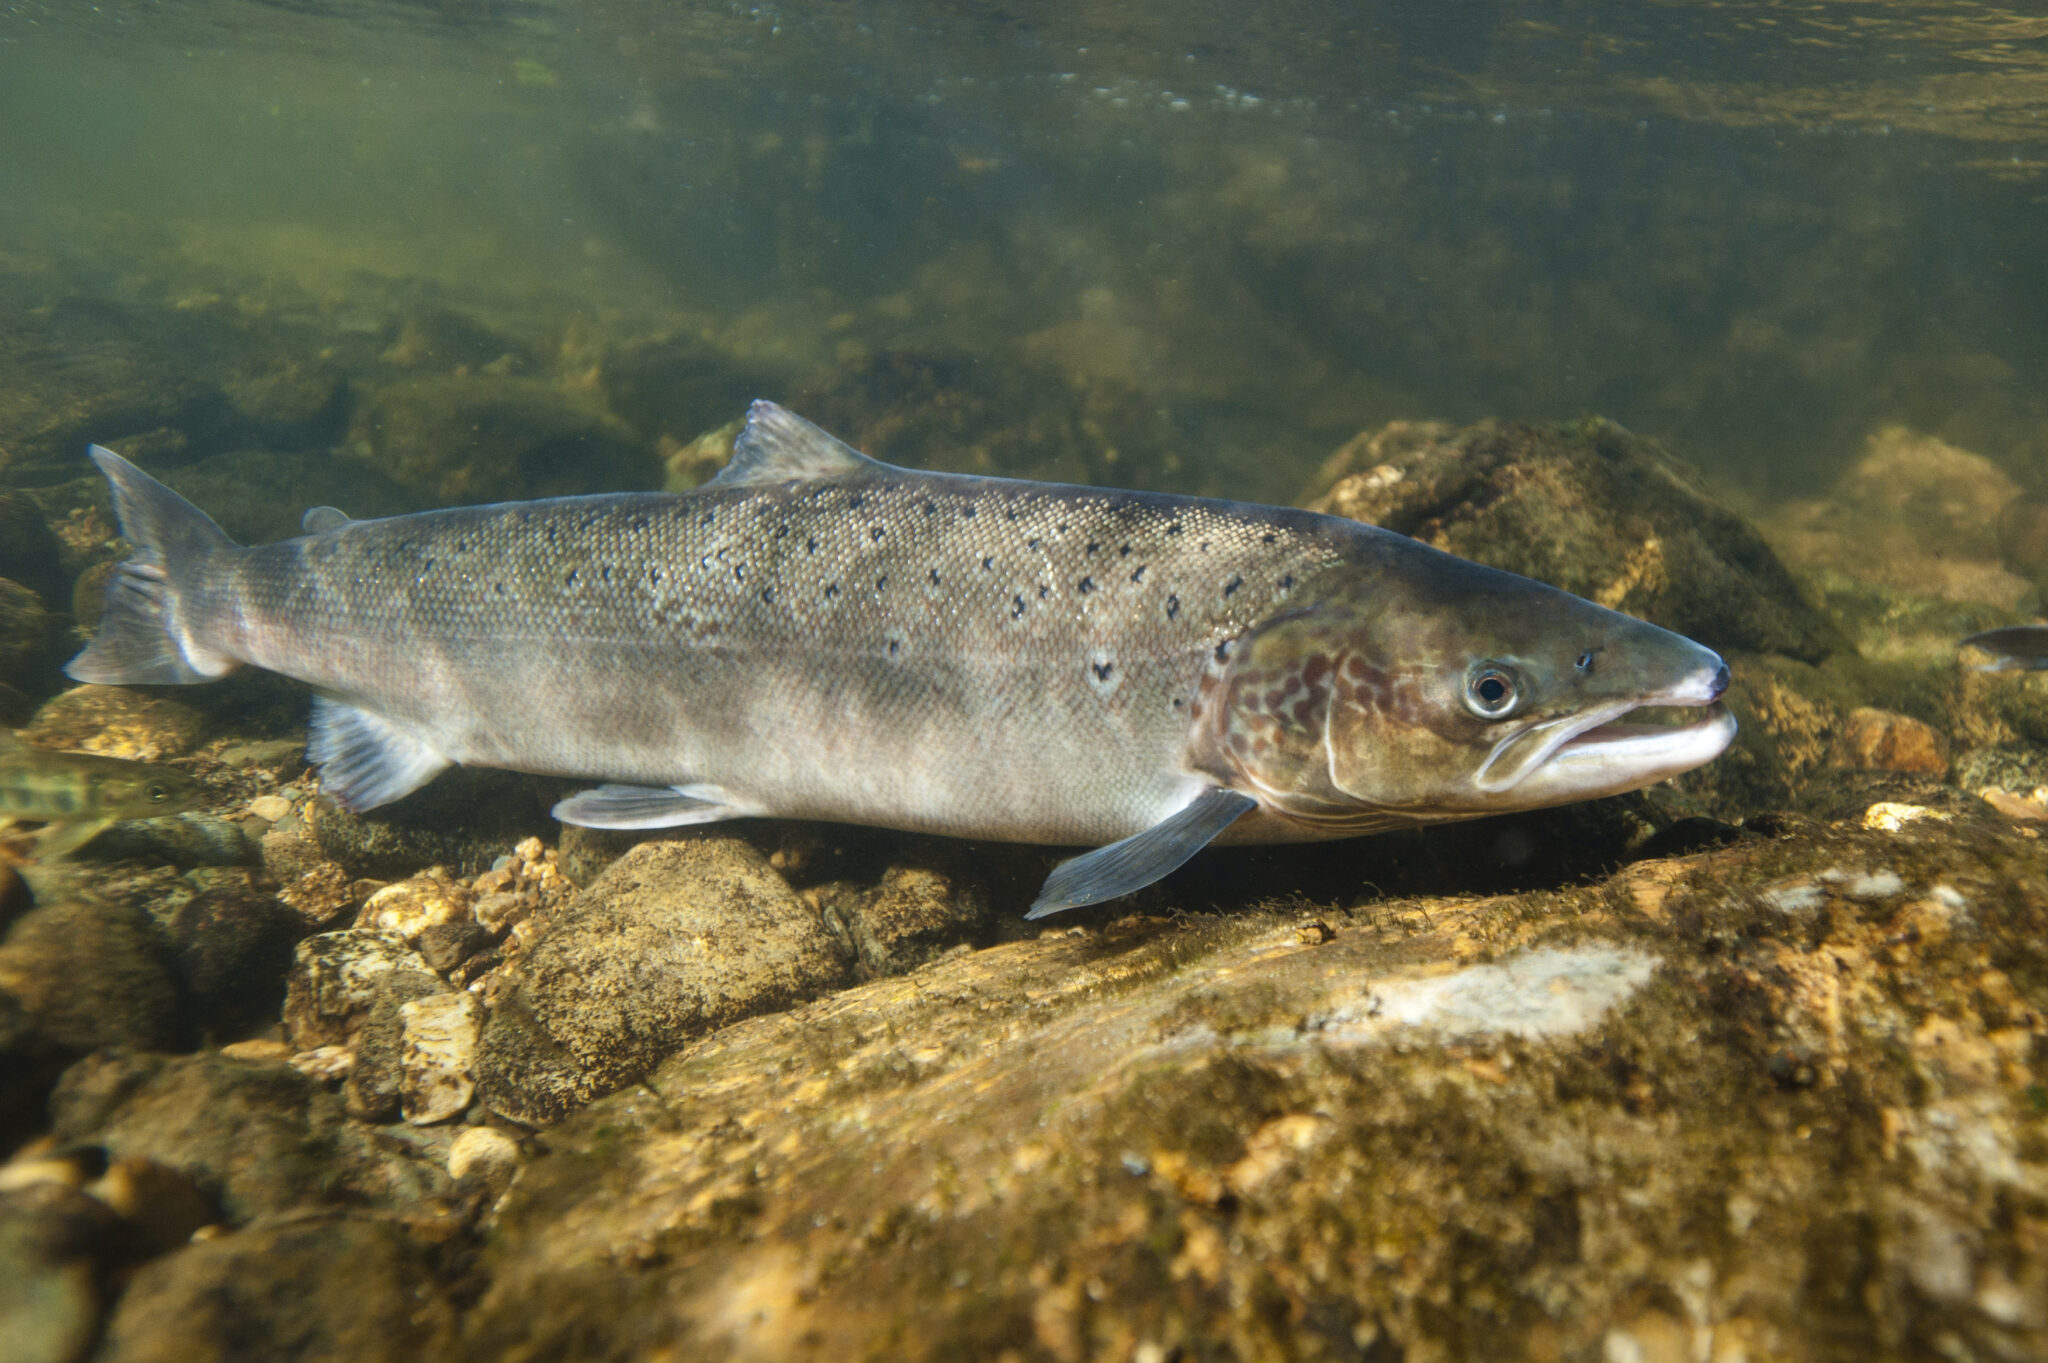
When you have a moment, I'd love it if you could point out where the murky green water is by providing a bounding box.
[3,0,2043,509]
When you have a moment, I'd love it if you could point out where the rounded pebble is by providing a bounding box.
[446,1126,520,1183]
[247,795,294,823]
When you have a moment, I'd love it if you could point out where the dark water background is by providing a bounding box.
[1,0,2044,509]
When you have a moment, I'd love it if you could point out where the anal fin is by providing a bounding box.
[1026,787,1258,920]
[551,782,762,830]
[308,696,450,812]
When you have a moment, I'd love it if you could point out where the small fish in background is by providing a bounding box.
[66,402,1735,916]
[0,731,203,858]
[1959,625,2048,671]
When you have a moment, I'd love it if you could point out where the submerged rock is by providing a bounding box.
[347,374,655,503]
[162,878,308,1037]
[1763,425,2030,613]
[46,1050,451,1222]
[476,835,851,1125]
[94,1214,458,1363]
[308,767,551,879]
[398,990,482,1125]
[0,577,60,700]
[0,899,184,1077]
[1304,417,1841,661]
[281,929,440,1052]
[0,1183,121,1363]
[20,686,207,762]
[463,810,2048,1363]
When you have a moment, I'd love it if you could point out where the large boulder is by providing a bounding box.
[465,806,2048,1362]
[1304,417,1842,661]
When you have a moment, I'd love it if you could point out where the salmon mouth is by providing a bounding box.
[1555,701,1738,770]
[1531,695,1736,789]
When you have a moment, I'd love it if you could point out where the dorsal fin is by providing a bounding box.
[301,506,354,534]
[704,401,887,489]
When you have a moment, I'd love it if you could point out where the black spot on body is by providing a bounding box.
[702,512,715,526]
[1038,584,1050,599]
[964,506,979,518]
[1092,661,1114,681]
[923,501,936,516]
[1223,575,1243,597]
[1027,538,1041,550]
[1119,544,1131,557]
[1078,577,1095,594]
[888,639,901,657]
[1261,533,1276,545]
[1280,574,1294,591]
[1166,594,1180,619]
[1131,565,1147,583]
[872,526,885,541]
[929,568,941,585]
[1012,595,1026,618]
[1167,523,1183,536]
[761,587,774,603]
[850,493,866,509]
[565,569,579,586]
[877,575,889,591]
[1215,641,1232,663]
[982,556,994,571]
[826,583,840,598]
[1087,542,1100,555]
[806,538,818,554]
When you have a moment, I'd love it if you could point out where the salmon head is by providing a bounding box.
[1186,548,1735,832]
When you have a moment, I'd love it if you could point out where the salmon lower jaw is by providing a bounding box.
[1536,702,1738,798]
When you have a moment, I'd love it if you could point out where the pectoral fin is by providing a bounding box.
[33,818,112,860]
[1025,787,1258,920]
[551,782,763,830]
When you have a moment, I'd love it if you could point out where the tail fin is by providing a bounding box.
[67,446,241,686]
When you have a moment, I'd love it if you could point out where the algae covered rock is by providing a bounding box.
[20,685,208,762]
[348,374,656,503]
[0,1183,123,1363]
[0,899,184,1070]
[308,766,550,879]
[476,835,851,1125]
[94,1214,457,1363]
[463,809,2048,1363]
[46,1050,451,1223]
[0,577,61,701]
[1305,417,1840,661]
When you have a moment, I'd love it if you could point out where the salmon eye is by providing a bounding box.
[1464,664,1520,719]
[146,783,170,801]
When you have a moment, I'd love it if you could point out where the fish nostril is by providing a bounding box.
[1709,663,1730,700]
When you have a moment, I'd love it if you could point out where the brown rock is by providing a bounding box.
[280,930,439,1051]
[344,970,450,1123]
[21,685,207,761]
[95,1215,457,1363]
[1304,418,1838,660]
[476,835,850,1125]
[1838,707,1949,776]
[48,1050,451,1221]
[1763,426,2029,610]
